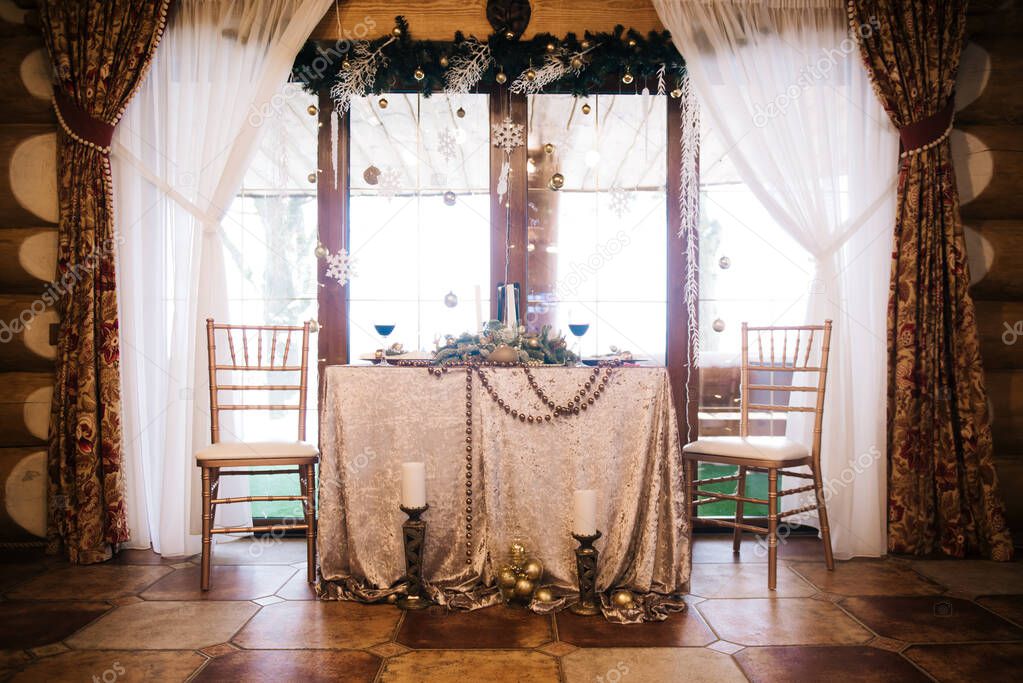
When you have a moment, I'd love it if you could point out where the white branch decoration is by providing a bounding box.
[509,53,579,95]
[329,40,393,115]
[445,38,492,94]
[656,64,666,96]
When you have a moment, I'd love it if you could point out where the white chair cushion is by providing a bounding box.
[195,441,318,462]
[683,436,809,462]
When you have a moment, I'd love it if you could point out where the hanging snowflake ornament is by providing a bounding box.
[437,129,459,163]
[608,186,634,218]
[377,167,402,199]
[325,248,356,287]
[492,117,525,155]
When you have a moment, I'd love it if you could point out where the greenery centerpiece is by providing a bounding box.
[433,320,578,366]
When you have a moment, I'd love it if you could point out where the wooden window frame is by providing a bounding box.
[315,84,697,446]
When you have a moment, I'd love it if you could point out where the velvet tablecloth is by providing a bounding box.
[317,365,690,621]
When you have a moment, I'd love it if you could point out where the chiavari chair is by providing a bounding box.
[195,319,317,590]
[683,320,834,589]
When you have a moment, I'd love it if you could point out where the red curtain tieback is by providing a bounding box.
[53,88,115,153]
[897,96,955,159]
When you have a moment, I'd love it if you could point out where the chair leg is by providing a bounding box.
[201,466,212,591]
[767,468,778,591]
[301,463,316,583]
[684,458,696,528]
[812,461,835,570]
[733,465,747,553]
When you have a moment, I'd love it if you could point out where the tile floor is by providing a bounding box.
[2,535,1022,682]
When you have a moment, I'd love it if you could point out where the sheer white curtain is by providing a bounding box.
[654,0,898,557]
[113,0,330,557]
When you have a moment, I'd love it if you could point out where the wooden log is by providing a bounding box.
[975,300,1023,371]
[0,447,47,541]
[0,124,58,226]
[957,37,1023,126]
[965,221,1023,301]
[0,372,52,447]
[309,0,665,41]
[0,34,52,124]
[0,295,56,371]
[987,370,1023,453]
[953,125,1023,220]
[0,227,56,293]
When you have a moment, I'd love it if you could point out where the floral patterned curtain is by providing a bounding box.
[849,0,1013,560]
[40,0,173,563]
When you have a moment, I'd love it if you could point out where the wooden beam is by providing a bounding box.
[310,0,665,42]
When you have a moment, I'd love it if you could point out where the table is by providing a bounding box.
[317,364,690,621]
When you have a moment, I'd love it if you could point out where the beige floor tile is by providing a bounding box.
[697,598,873,646]
[8,650,205,682]
[736,645,928,682]
[233,600,399,649]
[690,564,816,598]
[909,559,1023,596]
[7,565,172,601]
[206,537,307,565]
[379,650,559,682]
[65,601,258,650]
[562,647,747,683]
[193,649,380,682]
[140,564,295,601]
[790,559,943,596]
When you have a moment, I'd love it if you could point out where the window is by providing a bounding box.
[223,83,319,521]
[695,117,814,517]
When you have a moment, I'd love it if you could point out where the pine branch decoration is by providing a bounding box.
[329,41,389,115]
[445,36,492,94]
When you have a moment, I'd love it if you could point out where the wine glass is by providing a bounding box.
[567,321,590,363]
[373,323,395,362]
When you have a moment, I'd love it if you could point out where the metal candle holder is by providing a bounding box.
[569,530,602,616]
[397,504,434,610]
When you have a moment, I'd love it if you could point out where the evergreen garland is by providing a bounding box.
[433,321,578,366]
[292,16,686,100]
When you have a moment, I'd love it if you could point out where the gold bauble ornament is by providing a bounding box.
[534,587,554,603]
[307,172,317,184]
[306,104,318,116]
[391,26,402,37]
[543,142,555,154]
[514,578,535,598]
[456,106,466,118]
[548,172,565,191]
[386,593,398,604]
[581,103,591,115]
[490,344,518,364]
[670,88,683,99]
[314,243,328,258]
[495,71,508,84]
[525,336,541,349]
[581,40,591,50]
[622,72,634,85]
[628,38,638,48]
[505,30,516,40]
[523,558,544,580]
[525,68,537,82]
[342,59,351,70]
[499,568,518,588]
[378,97,389,109]
[439,55,449,68]
[570,56,584,70]
[612,589,636,608]
[546,43,556,53]
[413,67,425,81]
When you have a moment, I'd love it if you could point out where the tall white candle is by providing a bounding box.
[504,283,518,332]
[573,489,598,536]
[474,284,482,332]
[401,462,427,508]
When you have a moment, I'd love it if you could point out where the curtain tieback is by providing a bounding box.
[897,96,955,159]
[53,88,115,153]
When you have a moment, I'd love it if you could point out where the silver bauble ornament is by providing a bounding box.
[444,291,458,308]
[718,256,731,269]
[712,318,726,333]
[443,190,457,206]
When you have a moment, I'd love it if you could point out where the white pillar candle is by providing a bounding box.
[573,489,598,536]
[401,462,427,508]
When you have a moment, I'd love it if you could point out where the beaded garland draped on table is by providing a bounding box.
[316,364,689,623]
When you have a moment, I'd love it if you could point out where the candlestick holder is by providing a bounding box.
[397,504,434,610]
[569,530,602,616]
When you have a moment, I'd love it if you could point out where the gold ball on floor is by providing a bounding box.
[499,568,518,588]
[387,593,398,604]
[612,589,635,608]
[523,559,543,581]
[514,577,535,597]
[534,587,554,603]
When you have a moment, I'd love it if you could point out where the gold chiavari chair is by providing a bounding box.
[683,321,834,590]
[195,319,318,591]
